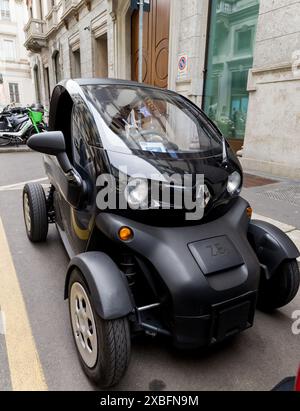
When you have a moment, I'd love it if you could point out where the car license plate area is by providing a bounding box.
[210,293,256,343]
[188,235,244,275]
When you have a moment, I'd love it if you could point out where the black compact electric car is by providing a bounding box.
[23,79,300,388]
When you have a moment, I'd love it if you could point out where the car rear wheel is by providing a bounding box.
[257,259,300,311]
[68,269,131,388]
[23,183,48,242]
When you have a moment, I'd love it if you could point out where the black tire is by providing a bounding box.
[257,260,300,311]
[23,183,48,242]
[0,136,11,146]
[25,125,44,143]
[68,269,131,388]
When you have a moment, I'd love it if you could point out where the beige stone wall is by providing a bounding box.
[169,0,209,106]
[242,0,300,178]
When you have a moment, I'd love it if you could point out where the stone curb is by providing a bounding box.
[0,146,31,154]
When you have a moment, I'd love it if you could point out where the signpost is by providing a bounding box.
[138,0,144,83]
[177,54,189,81]
[131,0,151,83]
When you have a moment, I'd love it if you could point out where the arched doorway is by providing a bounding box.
[131,0,170,88]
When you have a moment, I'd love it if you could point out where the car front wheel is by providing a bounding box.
[23,183,48,242]
[257,259,300,311]
[68,269,131,388]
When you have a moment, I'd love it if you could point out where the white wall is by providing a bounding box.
[0,0,35,108]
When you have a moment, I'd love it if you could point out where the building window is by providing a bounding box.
[3,39,15,60]
[71,49,81,78]
[204,0,260,150]
[235,27,254,54]
[9,83,20,103]
[44,66,50,102]
[33,64,41,103]
[0,0,10,20]
[93,34,108,78]
[53,51,61,83]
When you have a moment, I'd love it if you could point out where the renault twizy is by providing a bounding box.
[23,79,300,388]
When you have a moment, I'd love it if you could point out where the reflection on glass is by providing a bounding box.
[83,85,223,158]
[204,0,260,142]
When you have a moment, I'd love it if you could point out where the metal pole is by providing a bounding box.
[138,0,144,83]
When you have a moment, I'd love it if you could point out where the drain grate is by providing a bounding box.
[257,184,300,206]
[244,173,278,188]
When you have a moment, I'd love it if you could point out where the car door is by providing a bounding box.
[62,104,98,255]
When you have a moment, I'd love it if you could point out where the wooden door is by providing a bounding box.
[131,0,170,88]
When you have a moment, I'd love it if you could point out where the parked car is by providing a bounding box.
[23,79,300,388]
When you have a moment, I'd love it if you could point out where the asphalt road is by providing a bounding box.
[0,151,299,391]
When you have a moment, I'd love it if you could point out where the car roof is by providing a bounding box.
[60,78,174,93]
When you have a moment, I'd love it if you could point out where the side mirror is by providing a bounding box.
[27,131,72,173]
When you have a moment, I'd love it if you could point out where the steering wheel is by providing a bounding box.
[136,129,179,152]
[138,129,166,142]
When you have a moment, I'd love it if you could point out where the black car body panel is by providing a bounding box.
[95,198,260,347]
[65,252,134,320]
[27,78,300,350]
[248,220,300,278]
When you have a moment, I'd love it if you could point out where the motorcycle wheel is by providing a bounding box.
[0,136,12,146]
[24,125,45,143]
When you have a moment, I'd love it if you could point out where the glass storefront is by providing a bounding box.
[204,0,260,150]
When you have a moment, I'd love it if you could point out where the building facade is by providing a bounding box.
[24,0,300,178]
[0,0,35,109]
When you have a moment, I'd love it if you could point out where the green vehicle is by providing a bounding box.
[0,104,47,146]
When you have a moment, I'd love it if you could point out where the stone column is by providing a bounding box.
[242,0,300,178]
[169,0,210,107]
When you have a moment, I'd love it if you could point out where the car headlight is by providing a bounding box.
[125,178,148,209]
[227,171,242,195]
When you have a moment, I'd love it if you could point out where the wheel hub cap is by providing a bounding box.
[70,282,98,368]
[23,193,31,233]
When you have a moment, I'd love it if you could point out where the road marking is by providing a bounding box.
[0,310,6,335]
[0,177,48,192]
[0,217,47,391]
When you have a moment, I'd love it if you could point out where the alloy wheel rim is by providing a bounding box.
[23,193,31,233]
[70,282,98,368]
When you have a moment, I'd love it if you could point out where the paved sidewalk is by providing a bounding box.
[243,171,300,230]
[242,170,300,261]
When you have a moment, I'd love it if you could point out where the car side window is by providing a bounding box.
[71,105,90,170]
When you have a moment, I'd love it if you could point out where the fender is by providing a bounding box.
[248,220,300,279]
[64,252,134,320]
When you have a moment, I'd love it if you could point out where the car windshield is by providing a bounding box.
[82,85,223,158]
